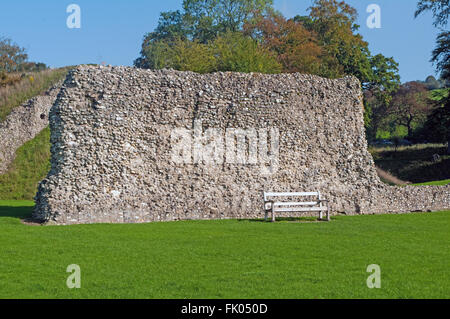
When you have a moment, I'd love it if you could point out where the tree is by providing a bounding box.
[212,31,281,73]
[140,38,216,73]
[305,0,374,83]
[415,0,449,81]
[296,1,400,141]
[415,0,450,152]
[135,0,274,68]
[363,54,400,140]
[0,37,28,73]
[244,12,325,75]
[415,0,449,28]
[389,82,432,138]
[183,0,273,41]
[431,31,450,81]
[420,98,450,152]
[424,75,442,89]
[137,32,281,74]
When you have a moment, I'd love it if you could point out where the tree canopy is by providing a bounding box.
[134,0,404,142]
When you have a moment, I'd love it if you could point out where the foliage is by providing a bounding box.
[0,128,51,201]
[212,31,281,73]
[417,96,450,146]
[244,12,325,75]
[0,203,449,298]
[431,31,450,81]
[0,37,28,73]
[414,1,449,151]
[0,37,47,74]
[415,0,449,81]
[135,0,274,68]
[415,0,449,28]
[388,81,433,138]
[140,32,280,74]
[182,0,273,41]
[141,38,216,73]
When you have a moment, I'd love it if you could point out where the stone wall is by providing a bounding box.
[33,66,449,224]
[0,83,61,173]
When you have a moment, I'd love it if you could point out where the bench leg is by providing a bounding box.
[319,210,323,220]
[265,211,268,221]
[271,206,276,223]
[327,206,330,221]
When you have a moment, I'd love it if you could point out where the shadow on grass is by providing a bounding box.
[0,205,34,220]
[238,216,324,223]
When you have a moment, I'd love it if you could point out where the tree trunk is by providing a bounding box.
[406,116,413,139]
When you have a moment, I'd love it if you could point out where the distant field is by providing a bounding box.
[0,200,448,299]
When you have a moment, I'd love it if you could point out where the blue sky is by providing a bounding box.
[0,0,442,82]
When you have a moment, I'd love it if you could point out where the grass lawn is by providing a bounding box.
[0,200,449,299]
[0,127,51,200]
[412,179,450,186]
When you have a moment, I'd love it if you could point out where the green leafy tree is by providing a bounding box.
[140,38,216,73]
[138,33,280,74]
[212,31,281,73]
[183,0,273,41]
[306,0,373,83]
[389,81,432,138]
[135,0,274,68]
[364,54,400,140]
[296,1,400,141]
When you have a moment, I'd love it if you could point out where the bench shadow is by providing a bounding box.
[238,217,323,223]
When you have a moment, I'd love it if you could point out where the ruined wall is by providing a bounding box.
[33,66,449,224]
[0,83,61,173]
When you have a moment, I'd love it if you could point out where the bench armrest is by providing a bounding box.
[264,200,274,210]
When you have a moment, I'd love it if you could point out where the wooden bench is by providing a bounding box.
[263,192,330,222]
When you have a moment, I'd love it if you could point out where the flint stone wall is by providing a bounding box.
[0,83,61,173]
[33,66,449,224]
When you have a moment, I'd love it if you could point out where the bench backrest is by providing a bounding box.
[264,192,321,202]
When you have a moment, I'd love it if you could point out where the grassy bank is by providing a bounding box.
[0,200,448,299]
[0,68,69,122]
[371,144,450,184]
[0,127,51,200]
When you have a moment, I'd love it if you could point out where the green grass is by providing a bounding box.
[0,127,51,200]
[0,68,69,122]
[412,179,450,186]
[0,200,448,299]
